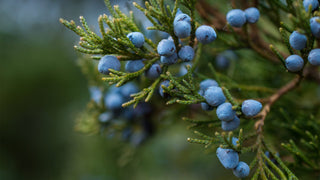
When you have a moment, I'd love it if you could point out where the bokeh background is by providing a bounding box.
[0,0,237,179]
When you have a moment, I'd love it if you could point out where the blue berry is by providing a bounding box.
[241,99,262,117]
[145,64,161,79]
[215,54,230,70]
[125,60,144,73]
[98,55,121,74]
[120,82,139,99]
[195,25,217,44]
[134,102,152,117]
[226,9,246,27]
[221,116,240,131]
[285,55,304,72]
[232,137,239,146]
[105,92,125,110]
[265,151,270,158]
[160,53,178,65]
[265,151,280,165]
[108,85,122,94]
[198,89,204,96]
[204,86,226,106]
[123,107,135,120]
[216,102,236,122]
[224,50,238,61]
[308,49,320,65]
[174,13,191,26]
[244,7,260,24]
[310,17,320,38]
[201,103,214,111]
[289,31,307,50]
[216,147,239,169]
[215,50,237,70]
[200,79,219,90]
[89,86,102,103]
[179,62,192,76]
[98,111,113,123]
[233,161,250,178]
[127,32,145,48]
[157,39,176,56]
[178,46,195,62]
[198,90,214,111]
[303,0,319,12]
[174,21,191,38]
[179,65,188,76]
[159,80,170,98]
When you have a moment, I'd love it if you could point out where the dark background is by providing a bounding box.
[0,0,235,179]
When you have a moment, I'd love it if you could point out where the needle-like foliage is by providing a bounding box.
[60,0,320,179]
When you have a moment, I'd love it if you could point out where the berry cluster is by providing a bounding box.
[98,8,218,98]
[158,10,194,65]
[61,0,320,178]
[285,15,320,72]
[104,83,138,110]
[226,7,260,27]
[158,9,216,65]
[198,79,262,131]
[98,32,163,79]
[195,77,262,176]
[216,138,250,178]
[156,9,218,97]
[89,84,153,146]
[174,9,192,38]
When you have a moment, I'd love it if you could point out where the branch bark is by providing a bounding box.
[254,75,302,132]
[254,66,318,132]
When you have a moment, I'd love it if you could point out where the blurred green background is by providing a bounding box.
[0,0,237,179]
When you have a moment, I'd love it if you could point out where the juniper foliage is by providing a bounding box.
[60,0,320,179]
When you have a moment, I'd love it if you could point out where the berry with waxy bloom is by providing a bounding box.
[195,25,217,44]
[227,9,246,27]
[98,55,121,75]
[285,55,304,72]
[216,147,240,169]
[244,7,260,24]
[127,32,145,48]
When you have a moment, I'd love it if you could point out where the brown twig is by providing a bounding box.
[255,67,320,132]
[254,73,305,132]
[231,0,236,9]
